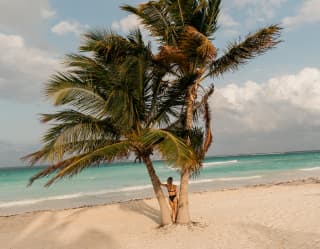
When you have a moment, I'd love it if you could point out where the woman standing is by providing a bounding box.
[161,177,178,223]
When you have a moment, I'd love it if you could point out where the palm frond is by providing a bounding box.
[64,54,107,73]
[22,144,55,166]
[121,2,178,45]
[35,110,120,161]
[46,72,107,114]
[189,127,205,160]
[179,25,217,64]
[150,73,198,126]
[40,141,131,186]
[202,95,213,157]
[155,45,187,68]
[41,110,119,140]
[202,0,220,38]
[27,154,84,186]
[141,129,200,171]
[208,24,282,77]
[22,137,119,168]
[80,29,133,64]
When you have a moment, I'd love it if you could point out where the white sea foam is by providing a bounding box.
[203,160,238,167]
[299,167,320,171]
[118,185,153,192]
[0,176,263,208]
[190,175,262,184]
[0,193,87,208]
[0,185,154,208]
[157,166,176,171]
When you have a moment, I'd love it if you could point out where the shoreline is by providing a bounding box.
[1,177,319,249]
[2,150,320,217]
[2,177,319,218]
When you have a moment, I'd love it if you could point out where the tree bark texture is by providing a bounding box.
[142,155,172,225]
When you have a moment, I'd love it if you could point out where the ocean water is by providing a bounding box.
[1,151,320,215]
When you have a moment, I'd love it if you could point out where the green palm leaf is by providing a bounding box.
[27,154,85,186]
[80,30,133,64]
[46,73,107,115]
[121,2,178,45]
[38,141,131,187]
[141,129,200,170]
[24,19,221,189]
[32,110,119,161]
[200,0,220,38]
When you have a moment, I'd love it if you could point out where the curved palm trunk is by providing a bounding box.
[176,85,197,224]
[142,155,172,225]
[176,168,190,223]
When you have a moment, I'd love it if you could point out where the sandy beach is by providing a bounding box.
[1,179,319,249]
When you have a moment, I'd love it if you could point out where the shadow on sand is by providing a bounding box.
[119,200,161,225]
[6,210,117,249]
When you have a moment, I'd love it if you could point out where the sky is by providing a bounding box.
[0,0,319,166]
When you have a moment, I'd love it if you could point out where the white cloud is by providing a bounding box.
[51,21,89,36]
[112,14,143,33]
[234,0,286,8]
[0,33,24,48]
[232,0,287,23]
[219,13,240,37]
[220,13,239,27]
[41,8,56,19]
[0,33,60,101]
[282,0,320,28]
[113,12,239,35]
[212,67,320,133]
[209,67,320,154]
[111,14,154,47]
[0,0,55,40]
[221,29,240,37]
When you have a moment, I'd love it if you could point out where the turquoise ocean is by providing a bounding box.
[1,151,320,215]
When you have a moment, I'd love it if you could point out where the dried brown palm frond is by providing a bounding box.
[155,45,187,65]
[203,96,213,157]
[179,25,217,63]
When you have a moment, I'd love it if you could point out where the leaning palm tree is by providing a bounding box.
[122,0,282,224]
[23,29,200,226]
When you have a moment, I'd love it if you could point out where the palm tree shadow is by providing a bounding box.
[66,228,115,249]
[119,200,161,225]
[12,212,117,249]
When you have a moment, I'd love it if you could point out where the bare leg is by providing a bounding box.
[173,198,178,222]
[169,200,174,222]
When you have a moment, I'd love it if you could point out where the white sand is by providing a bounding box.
[1,180,320,249]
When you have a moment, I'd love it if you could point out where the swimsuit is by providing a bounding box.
[168,185,177,202]
[169,195,176,202]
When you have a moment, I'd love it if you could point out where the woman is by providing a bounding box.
[161,177,178,222]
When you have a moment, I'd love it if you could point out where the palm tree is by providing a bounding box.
[23,29,200,226]
[122,0,282,224]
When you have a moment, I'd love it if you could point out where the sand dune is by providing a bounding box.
[1,180,319,249]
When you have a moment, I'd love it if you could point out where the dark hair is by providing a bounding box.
[167,177,173,182]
